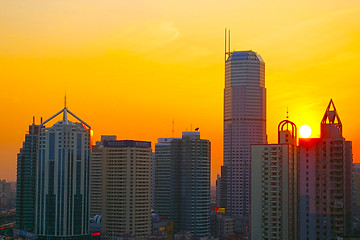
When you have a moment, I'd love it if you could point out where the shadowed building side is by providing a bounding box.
[299,100,353,240]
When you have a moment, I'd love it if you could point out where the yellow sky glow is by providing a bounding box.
[1,0,360,185]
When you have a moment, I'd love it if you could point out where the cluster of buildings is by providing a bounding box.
[215,46,355,240]
[15,109,211,239]
[14,46,357,240]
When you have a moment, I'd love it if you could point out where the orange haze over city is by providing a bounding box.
[1,0,360,185]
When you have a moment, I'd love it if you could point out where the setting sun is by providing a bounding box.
[299,124,312,138]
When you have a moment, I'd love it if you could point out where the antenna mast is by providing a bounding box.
[172,119,175,138]
[225,28,231,61]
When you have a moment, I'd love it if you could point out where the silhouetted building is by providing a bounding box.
[222,50,267,233]
[299,100,353,239]
[251,120,298,240]
[15,118,39,235]
[216,166,228,209]
[154,132,211,239]
[35,107,91,240]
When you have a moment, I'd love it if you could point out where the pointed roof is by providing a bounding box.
[40,107,90,129]
[321,99,342,135]
[321,99,342,125]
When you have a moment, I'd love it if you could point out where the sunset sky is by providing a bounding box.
[1,0,360,185]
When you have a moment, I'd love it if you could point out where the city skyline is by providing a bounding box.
[1,0,360,185]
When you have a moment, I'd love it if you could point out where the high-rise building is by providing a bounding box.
[15,118,39,235]
[299,100,353,239]
[223,50,267,230]
[0,179,12,207]
[154,132,211,239]
[35,107,91,240]
[251,120,298,240]
[216,166,227,209]
[89,135,116,217]
[99,139,152,239]
[353,163,360,216]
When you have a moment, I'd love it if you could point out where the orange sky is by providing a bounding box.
[1,0,360,185]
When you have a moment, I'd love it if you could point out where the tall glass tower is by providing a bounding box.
[35,107,91,240]
[223,51,266,230]
[155,132,211,239]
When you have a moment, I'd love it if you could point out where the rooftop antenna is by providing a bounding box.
[172,119,175,138]
[228,29,230,54]
[285,107,289,130]
[286,107,289,119]
[64,87,67,109]
[225,28,227,61]
[225,28,231,61]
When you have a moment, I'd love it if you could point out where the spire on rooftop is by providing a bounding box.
[321,99,342,138]
[40,100,90,129]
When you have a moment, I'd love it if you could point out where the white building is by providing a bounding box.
[251,120,298,240]
[35,107,91,240]
[223,50,267,232]
[100,139,152,239]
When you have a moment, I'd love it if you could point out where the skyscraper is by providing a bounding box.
[16,119,39,235]
[353,163,360,216]
[251,120,298,240]
[35,107,91,240]
[223,50,266,230]
[299,100,353,239]
[99,139,152,239]
[154,132,211,239]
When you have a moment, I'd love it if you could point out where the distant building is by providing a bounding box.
[299,100,353,239]
[210,213,234,239]
[0,179,12,208]
[353,163,360,216]
[15,118,39,234]
[99,139,152,239]
[35,107,91,239]
[216,166,227,209]
[250,120,298,240]
[154,132,211,239]
[222,50,267,234]
[0,179,11,197]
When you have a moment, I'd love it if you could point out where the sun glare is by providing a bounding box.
[299,124,311,138]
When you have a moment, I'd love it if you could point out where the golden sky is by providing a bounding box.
[1,0,360,185]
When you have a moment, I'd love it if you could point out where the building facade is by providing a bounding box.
[223,51,267,231]
[35,108,91,240]
[251,120,298,240]
[299,100,353,239]
[15,118,39,235]
[100,139,152,239]
[353,163,360,216]
[154,132,211,239]
[89,135,117,218]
